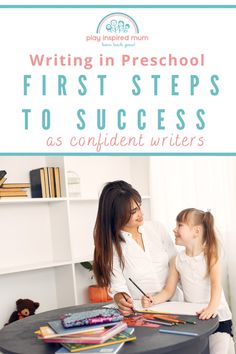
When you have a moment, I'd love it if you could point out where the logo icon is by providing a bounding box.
[96,12,139,35]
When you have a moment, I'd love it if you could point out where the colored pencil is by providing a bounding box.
[161,315,197,325]
[184,320,197,325]
[135,309,170,315]
[143,319,174,327]
[154,315,180,324]
[158,329,199,337]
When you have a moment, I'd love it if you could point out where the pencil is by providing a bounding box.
[154,315,179,325]
[143,319,174,326]
[164,316,197,325]
[128,277,153,303]
[121,292,136,314]
[155,316,186,324]
[136,309,170,315]
[184,320,197,325]
[158,329,199,337]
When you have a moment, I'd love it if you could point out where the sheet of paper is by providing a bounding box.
[133,301,208,315]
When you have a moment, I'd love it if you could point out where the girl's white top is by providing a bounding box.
[110,221,176,299]
[176,250,232,321]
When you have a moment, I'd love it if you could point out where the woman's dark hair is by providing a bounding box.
[93,180,141,287]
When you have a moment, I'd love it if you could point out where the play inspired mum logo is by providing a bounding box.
[97,12,139,34]
[86,12,149,47]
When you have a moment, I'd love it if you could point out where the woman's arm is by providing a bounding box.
[142,256,179,307]
[197,259,222,320]
[110,249,134,316]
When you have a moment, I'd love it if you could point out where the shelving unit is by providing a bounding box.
[0,156,150,327]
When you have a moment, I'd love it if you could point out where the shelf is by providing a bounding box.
[69,197,99,202]
[0,260,73,275]
[0,196,150,204]
[0,197,67,205]
[73,255,93,264]
[68,195,151,202]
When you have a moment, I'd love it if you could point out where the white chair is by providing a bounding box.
[209,332,235,354]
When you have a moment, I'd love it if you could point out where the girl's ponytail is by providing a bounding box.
[202,211,218,274]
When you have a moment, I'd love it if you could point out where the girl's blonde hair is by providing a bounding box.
[176,208,218,274]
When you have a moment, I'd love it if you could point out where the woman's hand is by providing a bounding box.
[114,292,134,316]
[141,294,154,308]
[197,306,218,320]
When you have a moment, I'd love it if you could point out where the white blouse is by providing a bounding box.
[109,221,176,299]
[176,250,232,321]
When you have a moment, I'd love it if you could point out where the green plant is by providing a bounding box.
[80,261,93,279]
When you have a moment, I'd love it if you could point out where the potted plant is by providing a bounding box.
[80,261,112,304]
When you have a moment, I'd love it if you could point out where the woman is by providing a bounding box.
[93,180,176,315]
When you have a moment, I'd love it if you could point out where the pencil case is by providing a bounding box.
[61,309,123,328]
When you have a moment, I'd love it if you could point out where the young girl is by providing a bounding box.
[142,208,234,353]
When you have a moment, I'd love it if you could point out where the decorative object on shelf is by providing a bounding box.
[80,262,112,303]
[67,170,81,197]
[5,298,40,326]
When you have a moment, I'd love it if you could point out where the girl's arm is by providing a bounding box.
[197,259,222,320]
[141,256,179,307]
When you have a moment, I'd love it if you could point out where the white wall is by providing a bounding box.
[149,156,236,337]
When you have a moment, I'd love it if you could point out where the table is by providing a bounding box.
[0,303,219,354]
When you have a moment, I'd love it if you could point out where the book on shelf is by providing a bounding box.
[0,177,7,187]
[48,167,56,197]
[30,167,61,198]
[0,172,30,198]
[43,167,50,198]
[0,190,27,197]
[54,167,61,197]
[29,168,46,198]
[61,328,136,353]
[1,183,30,189]
[55,328,135,354]
[0,188,28,193]
[0,170,7,179]
[42,322,127,344]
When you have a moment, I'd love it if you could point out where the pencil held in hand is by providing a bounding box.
[141,294,154,308]
[128,277,153,303]
[121,293,136,315]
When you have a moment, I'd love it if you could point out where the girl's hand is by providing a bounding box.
[114,292,134,316]
[197,306,218,320]
[141,294,154,308]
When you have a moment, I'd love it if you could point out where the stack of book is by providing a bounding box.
[29,167,61,198]
[36,309,136,353]
[0,170,30,198]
